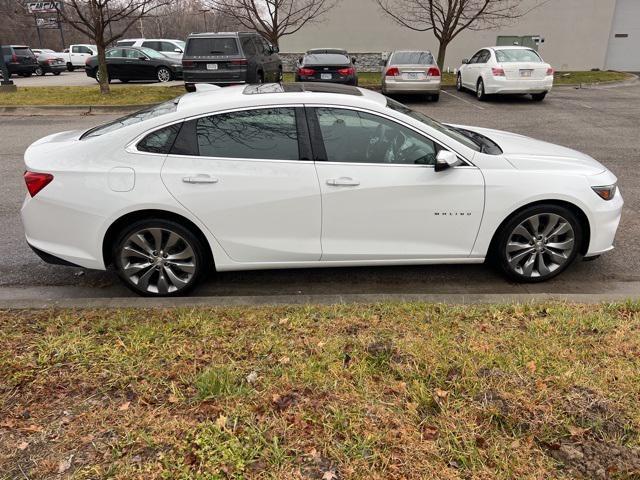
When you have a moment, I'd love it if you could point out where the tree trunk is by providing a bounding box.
[95,29,110,95]
[436,40,448,71]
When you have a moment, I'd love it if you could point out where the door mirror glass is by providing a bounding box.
[461,58,469,64]
[139,56,147,60]
[174,48,182,53]
[435,150,459,172]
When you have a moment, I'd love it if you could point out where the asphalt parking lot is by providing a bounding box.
[1,82,638,303]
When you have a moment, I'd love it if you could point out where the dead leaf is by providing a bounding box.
[118,402,130,411]
[422,425,438,441]
[279,356,290,365]
[215,415,228,430]
[17,441,29,450]
[322,471,337,480]
[568,425,588,437]
[168,394,179,404]
[21,424,43,432]
[526,360,537,373]
[278,317,289,325]
[58,454,74,473]
[435,388,449,399]
[246,371,258,384]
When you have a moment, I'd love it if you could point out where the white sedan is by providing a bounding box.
[457,46,554,101]
[21,83,622,296]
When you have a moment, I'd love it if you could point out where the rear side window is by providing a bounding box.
[390,51,434,65]
[240,37,256,55]
[186,38,239,56]
[495,49,542,63]
[142,41,160,50]
[14,47,35,57]
[195,108,299,160]
[137,124,182,154]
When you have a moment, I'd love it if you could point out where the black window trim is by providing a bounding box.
[303,104,474,168]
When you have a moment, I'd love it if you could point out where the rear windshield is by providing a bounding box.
[186,38,239,56]
[495,49,542,63]
[81,98,181,139]
[117,41,135,46]
[304,53,350,66]
[390,51,434,65]
[14,47,35,57]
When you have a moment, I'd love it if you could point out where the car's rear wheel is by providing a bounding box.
[476,78,487,101]
[66,63,74,72]
[532,92,547,102]
[113,219,206,297]
[430,93,440,102]
[495,205,582,283]
[157,66,172,83]
[35,66,44,76]
[95,68,110,83]
[53,71,61,76]
[456,73,463,91]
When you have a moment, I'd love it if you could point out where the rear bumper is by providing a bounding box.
[383,77,441,93]
[183,70,248,84]
[42,64,66,73]
[295,75,357,85]
[8,63,37,74]
[485,76,554,94]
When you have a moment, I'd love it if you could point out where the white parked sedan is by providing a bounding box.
[457,46,554,101]
[21,83,622,296]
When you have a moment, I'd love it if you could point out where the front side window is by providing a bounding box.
[106,48,124,58]
[315,108,440,165]
[495,49,542,63]
[124,49,142,59]
[196,108,299,160]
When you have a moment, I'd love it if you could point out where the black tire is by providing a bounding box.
[277,67,283,82]
[257,71,264,84]
[53,71,61,76]
[431,93,440,102]
[532,92,547,102]
[113,219,208,297]
[120,79,130,83]
[94,68,110,84]
[35,66,44,76]
[456,73,463,91]
[157,66,172,83]
[493,204,582,283]
[476,78,487,101]
[66,63,74,72]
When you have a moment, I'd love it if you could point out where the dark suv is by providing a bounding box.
[182,32,282,90]
[1,45,38,78]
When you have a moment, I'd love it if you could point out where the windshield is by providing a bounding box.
[139,47,164,59]
[386,98,480,152]
[175,40,185,49]
[81,98,181,139]
[495,49,542,63]
[390,51,434,65]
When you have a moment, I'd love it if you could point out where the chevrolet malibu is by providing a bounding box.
[21,83,622,296]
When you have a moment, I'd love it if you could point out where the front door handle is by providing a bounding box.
[326,177,360,187]
[182,174,219,184]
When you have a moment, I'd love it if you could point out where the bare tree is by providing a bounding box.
[375,0,545,69]
[207,0,336,47]
[56,0,171,94]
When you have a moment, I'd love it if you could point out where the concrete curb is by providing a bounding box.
[0,104,156,116]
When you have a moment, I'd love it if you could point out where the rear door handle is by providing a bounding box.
[182,174,219,184]
[326,177,360,187]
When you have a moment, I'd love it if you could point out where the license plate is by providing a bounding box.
[206,64,218,71]
[520,69,533,77]
[321,73,332,80]
[403,72,424,80]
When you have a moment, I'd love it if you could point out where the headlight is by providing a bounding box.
[592,184,617,201]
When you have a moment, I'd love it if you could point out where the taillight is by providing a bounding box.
[182,60,194,67]
[547,67,555,76]
[338,67,355,76]
[385,67,400,77]
[47,58,54,65]
[297,67,315,76]
[11,53,18,63]
[427,67,440,77]
[85,56,91,65]
[492,67,505,77]
[231,58,248,66]
[24,171,53,197]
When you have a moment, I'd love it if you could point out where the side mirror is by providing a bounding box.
[174,48,182,53]
[462,58,469,64]
[435,150,459,172]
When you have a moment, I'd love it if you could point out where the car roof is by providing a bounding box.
[490,46,536,50]
[307,48,348,54]
[119,38,183,42]
[391,49,433,54]
[187,32,245,38]
[177,83,386,114]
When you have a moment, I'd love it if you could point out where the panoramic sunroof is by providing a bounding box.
[243,82,363,96]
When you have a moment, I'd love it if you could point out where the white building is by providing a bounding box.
[280,0,640,71]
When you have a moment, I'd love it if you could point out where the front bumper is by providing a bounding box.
[42,64,66,74]
[585,188,623,257]
[485,76,554,95]
[382,77,441,94]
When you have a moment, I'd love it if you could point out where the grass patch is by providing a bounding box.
[1,303,640,479]
[553,70,633,85]
[0,85,184,106]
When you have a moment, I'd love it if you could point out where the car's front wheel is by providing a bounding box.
[113,219,207,296]
[35,66,44,76]
[456,73,463,91]
[476,78,487,101]
[157,66,172,83]
[495,205,582,282]
[95,68,110,83]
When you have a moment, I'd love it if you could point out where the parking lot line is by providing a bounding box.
[441,90,486,110]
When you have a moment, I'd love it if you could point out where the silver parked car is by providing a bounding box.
[381,50,441,101]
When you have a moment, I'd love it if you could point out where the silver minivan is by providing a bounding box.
[116,39,185,60]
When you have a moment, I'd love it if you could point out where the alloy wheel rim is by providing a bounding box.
[158,68,170,82]
[457,76,461,88]
[477,81,483,98]
[506,213,575,278]
[119,228,196,294]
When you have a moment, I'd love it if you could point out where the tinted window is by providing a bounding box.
[240,37,256,55]
[118,41,135,46]
[72,46,92,54]
[14,47,35,57]
[106,48,124,58]
[142,41,160,50]
[477,50,490,63]
[138,123,181,154]
[495,49,542,63]
[468,51,482,64]
[315,108,439,165]
[390,51,434,65]
[81,99,181,139]
[123,48,141,59]
[186,38,239,56]
[196,108,299,160]
[159,41,178,52]
[304,53,350,66]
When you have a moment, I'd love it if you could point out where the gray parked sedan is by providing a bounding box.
[381,50,441,101]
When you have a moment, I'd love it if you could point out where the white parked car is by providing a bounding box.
[457,46,554,101]
[21,83,622,296]
[62,44,97,71]
[116,38,185,60]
